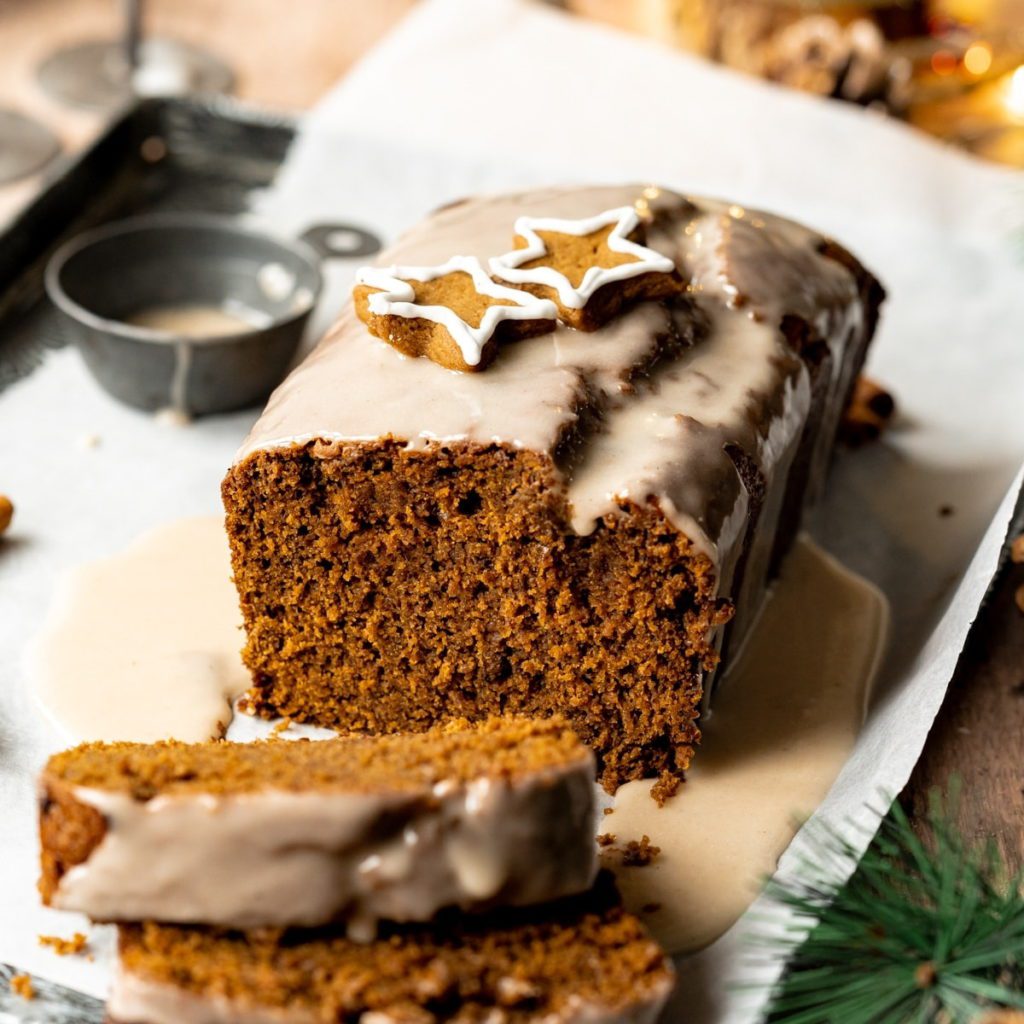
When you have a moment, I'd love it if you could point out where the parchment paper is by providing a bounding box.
[1,1,1023,1020]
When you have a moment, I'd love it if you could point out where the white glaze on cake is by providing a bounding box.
[48,755,597,931]
[236,185,864,590]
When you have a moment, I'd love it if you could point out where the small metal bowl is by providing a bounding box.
[45,213,359,417]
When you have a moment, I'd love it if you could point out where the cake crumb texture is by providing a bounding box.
[41,716,586,798]
[223,443,718,792]
[115,879,673,1023]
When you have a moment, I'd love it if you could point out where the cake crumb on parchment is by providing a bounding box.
[9,973,34,1000]
[651,772,681,805]
[621,836,661,867]
[0,495,13,536]
[598,833,661,867]
[39,931,89,956]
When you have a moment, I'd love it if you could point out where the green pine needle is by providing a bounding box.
[759,787,1024,1024]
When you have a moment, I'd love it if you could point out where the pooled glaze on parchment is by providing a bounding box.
[606,536,889,954]
[50,757,597,931]
[236,185,862,573]
[31,517,249,744]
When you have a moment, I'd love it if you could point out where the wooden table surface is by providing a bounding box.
[904,544,1024,871]
[2,0,1021,865]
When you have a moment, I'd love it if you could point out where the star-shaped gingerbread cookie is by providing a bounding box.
[489,206,685,331]
[353,256,557,372]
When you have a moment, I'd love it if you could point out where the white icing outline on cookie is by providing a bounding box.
[355,256,557,367]
[488,207,677,310]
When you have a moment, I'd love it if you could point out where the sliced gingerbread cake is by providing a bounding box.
[108,878,673,1024]
[222,184,884,792]
[39,717,596,930]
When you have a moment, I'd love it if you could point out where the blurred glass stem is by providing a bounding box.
[36,1,234,111]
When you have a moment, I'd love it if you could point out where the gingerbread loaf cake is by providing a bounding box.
[38,717,597,931]
[223,185,884,792]
[108,878,673,1024]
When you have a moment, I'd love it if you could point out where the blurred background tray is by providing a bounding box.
[0,96,296,393]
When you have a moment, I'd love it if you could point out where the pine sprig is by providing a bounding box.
[761,788,1024,1024]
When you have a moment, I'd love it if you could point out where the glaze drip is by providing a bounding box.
[50,760,597,932]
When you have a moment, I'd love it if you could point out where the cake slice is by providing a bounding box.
[108,879,673,1024]
[223,184,884,793]
[39,717,597,931]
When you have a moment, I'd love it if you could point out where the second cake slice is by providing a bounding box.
[109,877,673,1024]
[39,717,597,932]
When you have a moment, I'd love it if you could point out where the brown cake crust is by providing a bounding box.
[223,444,720,793]
[41,716,587,797]
[111,877,673,1024]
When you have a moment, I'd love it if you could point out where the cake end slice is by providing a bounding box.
[109,877,674,1024]
[39,716,597,931]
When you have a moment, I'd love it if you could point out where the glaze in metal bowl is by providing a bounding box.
[45,213,338,416]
